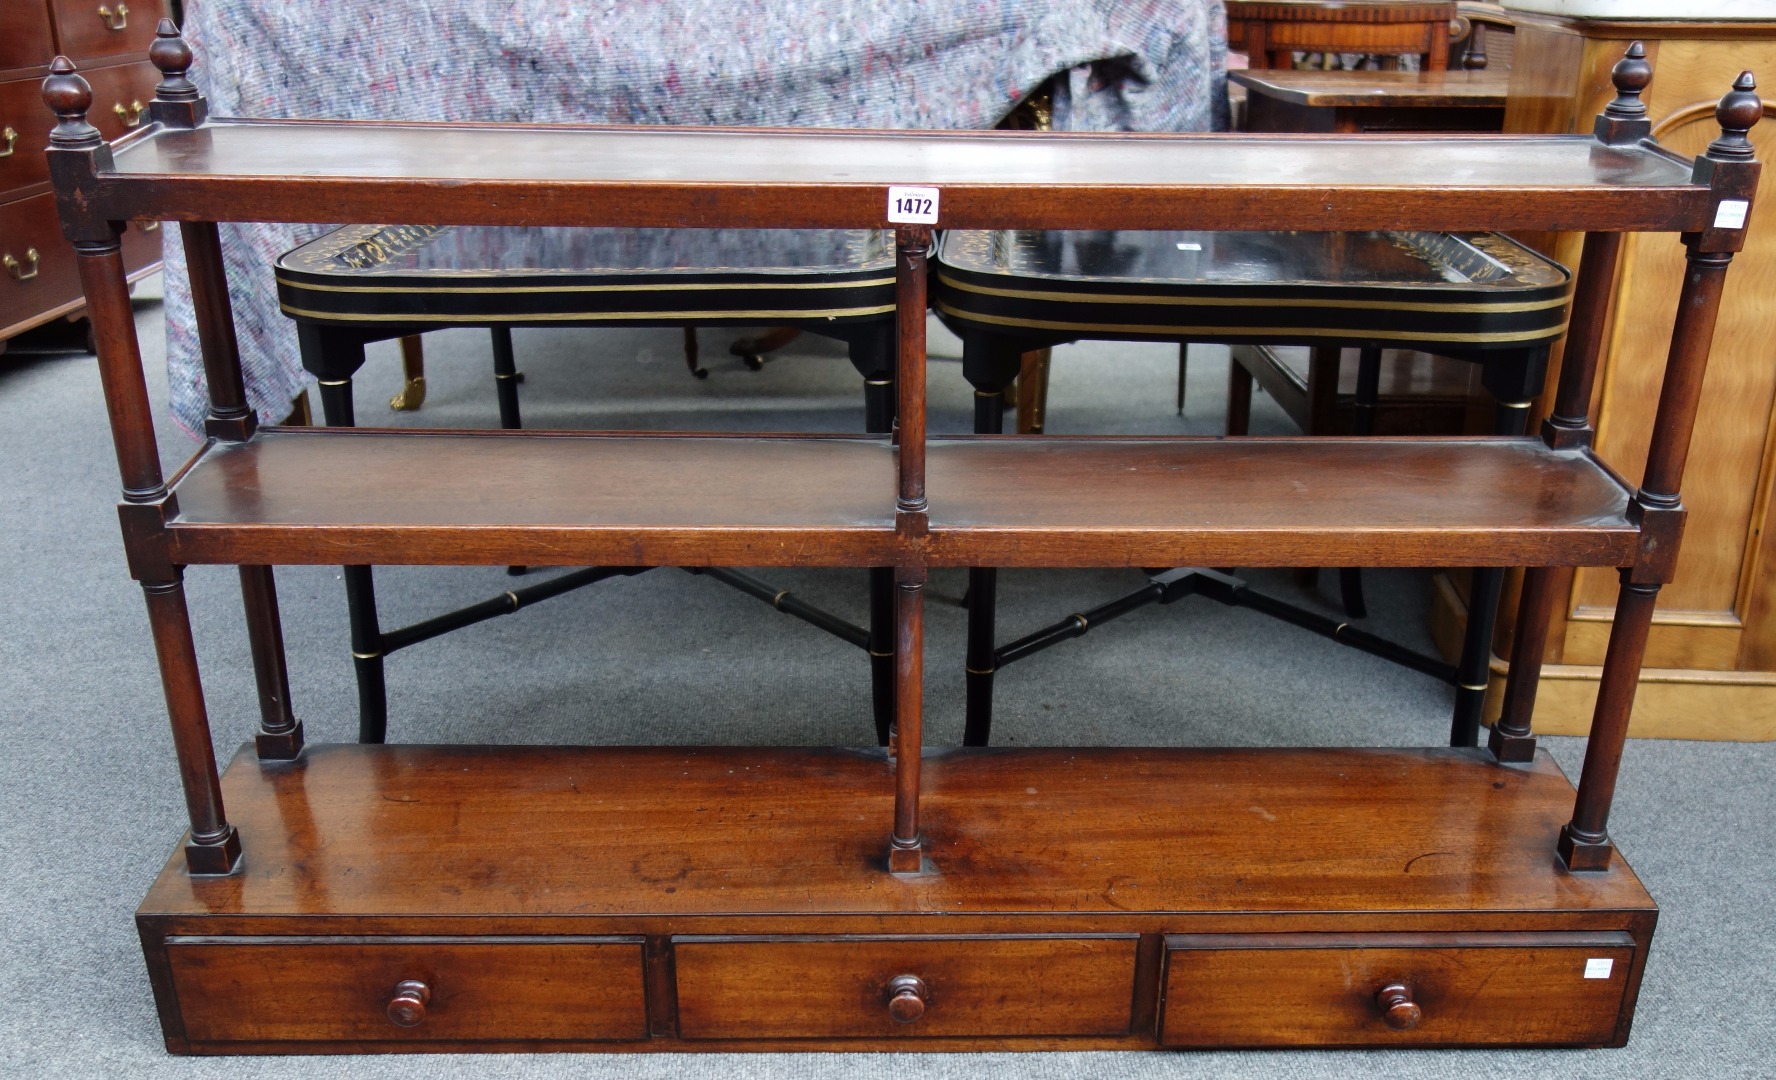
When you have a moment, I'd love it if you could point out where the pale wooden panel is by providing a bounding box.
[1500,24,1592,136]
[1489,664,1776,740]
[1562,611,1742,671]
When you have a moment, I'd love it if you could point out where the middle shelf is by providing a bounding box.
[161,427,1640,571]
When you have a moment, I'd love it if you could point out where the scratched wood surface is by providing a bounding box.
[89,120,1712,233]
[139,743,1655,922]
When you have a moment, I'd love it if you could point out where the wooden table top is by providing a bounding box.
[1231,67,1511,108]
[97,118,1713,233]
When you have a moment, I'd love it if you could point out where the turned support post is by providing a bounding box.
[894,226,930,515]
[1511,52,1636,754]
[1561,67,1761,869]
[48,54,241,873]
[889,223,931,874]
[889,567,926,875]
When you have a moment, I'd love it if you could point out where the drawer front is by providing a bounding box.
[0,75,54,194]
[166,939,648,1044]
[675,935,1137,1039]
[1,191,81,331]
[80,60,158,145]
[1161,933,1637,1048]
[49,0,163,65]
[0,4,55,75]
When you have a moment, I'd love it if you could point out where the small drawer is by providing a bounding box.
[80,60,158,145]
[166,938,648,1044]
[1161,932,1637,1048]
[674,935,1137,1039]
[0,6,55,75]
[1,191,81,330]
[49,0,164,65]
[0,76,54,192]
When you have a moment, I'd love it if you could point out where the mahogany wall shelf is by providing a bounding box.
[46,26,1759,1053]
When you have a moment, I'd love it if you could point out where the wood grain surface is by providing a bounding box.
[1161,932,1636,1047]
[90,121,1713,233]
[138,743,1655,923]
[164,428,899,568]
[923,436,1638,568]
[674,936,1136,1039]
[168,939,648,1043]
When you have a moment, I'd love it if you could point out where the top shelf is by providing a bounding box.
[94,118,1713,233]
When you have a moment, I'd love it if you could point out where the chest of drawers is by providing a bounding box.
[1,0,164,347]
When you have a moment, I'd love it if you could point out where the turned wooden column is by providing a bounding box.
[1560,71,1761,870]
[889,224,931,874]
[150,23,305,761]
[47,50,241,874]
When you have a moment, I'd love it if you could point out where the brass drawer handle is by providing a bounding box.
[1375,982,1422,1030]
[114,100,146,129]
[885,974,927,1024]
[386,979,431,1027]
[0,125,16,158]
[98,3,129,30]
[4,249,40,281]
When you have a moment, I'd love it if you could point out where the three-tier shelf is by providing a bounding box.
[45,25,1760,1053]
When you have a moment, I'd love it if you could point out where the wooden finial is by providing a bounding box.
[43,56,102,149]
[1593,42,1654,146]
[148,19,207,127]
[150,19,197,101]
[1605,42,1651,121]
[1709,71,1762,163]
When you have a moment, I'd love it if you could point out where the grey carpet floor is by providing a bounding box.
[1,282,1771,1078]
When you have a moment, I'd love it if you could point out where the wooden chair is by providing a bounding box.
[277,223,900,745]
[933,226,1571,748]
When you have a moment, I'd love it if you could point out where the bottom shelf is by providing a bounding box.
[139,744,1656,1053]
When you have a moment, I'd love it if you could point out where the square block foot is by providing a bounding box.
[1558,826,1614,872]
[255,721,305,761]
[1488,727,1537,763]
[185,826,242,876]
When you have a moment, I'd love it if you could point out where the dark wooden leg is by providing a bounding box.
[1559,575,1658,870]
[1456,358,1545,746]
[1015,348,1050,434]
[77,233,242,875]
[490,327,529,575]
[890,228,929,873]
[309,336,390,743]
[343,565,389,744]
[1560,189,1748,865]
[1338,346,1383,620]
[144,578,241,874]
[961,332,1023,748]
[183,222,303,761]
[1176,344,1188,416]
[390,335,426,410]
[241,565,304,759]
[490,326,523,429]
[683,326,706,379]
[1226,350,1253,435]
[1491,564,1557,762]
[851,328,898,746]
[889,566,926,875]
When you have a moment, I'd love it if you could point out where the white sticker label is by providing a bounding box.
[1714,199,1750,229]
[1584,958,1614,979]
[887,186,939,224]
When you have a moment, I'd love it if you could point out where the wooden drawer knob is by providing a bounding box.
[886,974,927,1024]
[1375,983,1422,1030]
[386,979,431,1027]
